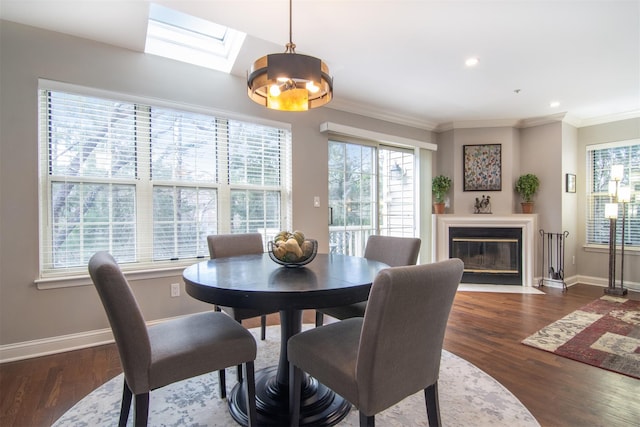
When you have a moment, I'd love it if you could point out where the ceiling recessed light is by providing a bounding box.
[465,57,479,67]
[550,101,560,108]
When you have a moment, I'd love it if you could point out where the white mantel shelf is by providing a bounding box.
[435,214,538,286]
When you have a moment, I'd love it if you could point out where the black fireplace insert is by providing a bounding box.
[449,227,522,285]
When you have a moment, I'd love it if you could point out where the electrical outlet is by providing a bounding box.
[170,283,180,297]
[313,196,320,208]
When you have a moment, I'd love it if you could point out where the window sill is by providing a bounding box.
[35,261,199,290]
[583,245,640,255]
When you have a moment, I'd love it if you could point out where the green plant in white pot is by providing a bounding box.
[432,175,452,214]
[515,174,540,213]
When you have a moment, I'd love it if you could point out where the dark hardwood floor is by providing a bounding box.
[1,284,638,426]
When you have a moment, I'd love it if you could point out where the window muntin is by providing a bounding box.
[40,88,291,277]
[586,140,639,248]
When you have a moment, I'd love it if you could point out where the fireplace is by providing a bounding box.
[435,214,537,286]
[449,227,522,285]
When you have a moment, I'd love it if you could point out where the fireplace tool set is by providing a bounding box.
[538,230,569,291]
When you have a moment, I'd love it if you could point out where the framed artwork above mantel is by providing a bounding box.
[463,144,502,191]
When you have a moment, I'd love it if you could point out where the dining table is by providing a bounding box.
[182,252,388,426]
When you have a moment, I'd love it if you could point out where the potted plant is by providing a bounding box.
[432,175,452,214]
[515,173,540,213]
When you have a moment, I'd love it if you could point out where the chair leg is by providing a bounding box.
[315,311,324,327]
[289,364,303,427]
[359,412,375,427]
[424,382,442,427]
[218,369,227,399]
[234,317,244,382]
[260,315,267,340]
[244,362,258,427]
[119,380,133,427]
[134,392,149,427]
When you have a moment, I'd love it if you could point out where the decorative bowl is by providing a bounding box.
[268,239,318,267]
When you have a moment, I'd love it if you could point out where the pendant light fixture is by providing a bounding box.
[247,0,333,111]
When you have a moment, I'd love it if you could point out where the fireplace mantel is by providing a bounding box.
[435,214,537,286]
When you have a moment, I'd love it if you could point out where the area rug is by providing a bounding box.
[54,325,539,427]
[522,295,640,379]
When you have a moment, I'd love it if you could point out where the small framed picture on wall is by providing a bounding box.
[566,173,576,193]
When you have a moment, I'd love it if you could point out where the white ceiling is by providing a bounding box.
[2,0,639,130]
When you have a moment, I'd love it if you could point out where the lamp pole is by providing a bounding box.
[604,165,627,296]
[618,187,631,293]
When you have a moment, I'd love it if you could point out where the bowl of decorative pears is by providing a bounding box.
[268,230,317,267]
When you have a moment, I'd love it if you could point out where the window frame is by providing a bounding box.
[585,139,639,251]
[37,80,292,283]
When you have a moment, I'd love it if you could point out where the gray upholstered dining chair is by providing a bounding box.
[88,251,258,427]
[207,233,272,341]
[207,232,276,385]
[289,258,463,427]
[315,235,421,326]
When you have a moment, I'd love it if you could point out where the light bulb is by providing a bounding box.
[269,84,281,97]
[306,81,319,93]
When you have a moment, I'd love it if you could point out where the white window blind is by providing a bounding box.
[586,140,639,248]
[378,145,415,237]
[39,87,291,277]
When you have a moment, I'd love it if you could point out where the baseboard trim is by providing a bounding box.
[0,316,184,364]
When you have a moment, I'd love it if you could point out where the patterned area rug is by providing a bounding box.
[54,325,538,426]
[522,295,640,379]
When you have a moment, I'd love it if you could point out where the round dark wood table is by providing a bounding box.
[183,253,388,426]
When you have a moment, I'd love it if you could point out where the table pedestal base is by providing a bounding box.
[228,366,351,426]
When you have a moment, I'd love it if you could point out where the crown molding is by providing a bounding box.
[328,98,639,133]
[574,110,640,128]
[327,98,439,131]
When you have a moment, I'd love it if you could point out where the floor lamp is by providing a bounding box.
[604,165,627,296]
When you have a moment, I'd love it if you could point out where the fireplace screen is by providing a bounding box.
[449,227,522,285]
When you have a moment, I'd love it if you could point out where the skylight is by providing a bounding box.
[145,3,246,73]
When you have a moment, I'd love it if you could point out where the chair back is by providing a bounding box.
[207,233,264,259]
[363,235,421,267]
[88,251,152,392]
[356,258,463,415]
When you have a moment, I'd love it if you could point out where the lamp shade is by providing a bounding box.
[605,203,618,219]
[618,187,631,203]
[611,165,624,181]
[247,52,333,111]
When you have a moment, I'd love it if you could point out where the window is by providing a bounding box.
[328,140,416,255]
[39,86,291,277]
[586,140,639,249]
[145,3,246,73]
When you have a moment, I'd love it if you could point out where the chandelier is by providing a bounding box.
[247,0,333,111]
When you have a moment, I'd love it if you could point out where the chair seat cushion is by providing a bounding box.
[148,311,256,391]
[320,301,367,320]
[288,318,363,404]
